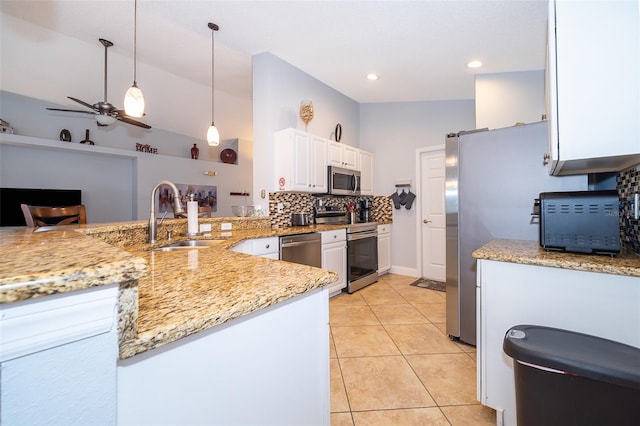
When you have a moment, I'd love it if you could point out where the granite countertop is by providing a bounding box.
[473,239,640,277]
[0,227,147,304]
[0,221,345,359]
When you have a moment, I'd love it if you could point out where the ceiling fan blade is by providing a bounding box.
[67,96,98,111]
[117,115,151,129]
[46,107,96,115]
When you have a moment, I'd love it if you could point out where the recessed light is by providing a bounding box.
[367,73,379,81]
[467,60,482,69]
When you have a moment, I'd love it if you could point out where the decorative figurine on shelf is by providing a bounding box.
[299,100,314,129]
[59,129,72,142]
[191,143,200,160]
[80,129,94,145]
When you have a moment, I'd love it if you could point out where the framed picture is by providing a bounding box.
[158,183,217,216]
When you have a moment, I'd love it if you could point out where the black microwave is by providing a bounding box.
[328,166,360,196]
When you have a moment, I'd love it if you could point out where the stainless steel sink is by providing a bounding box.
[151,239,225,252]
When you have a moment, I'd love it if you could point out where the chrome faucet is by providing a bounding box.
[149,181,184,243]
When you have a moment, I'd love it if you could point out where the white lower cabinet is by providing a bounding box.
[377,224,391,274]
[230,237,279,259]
[321,229,347,296]
[0,286,118,426]
[477,259,640,426]
[118,287,329,426]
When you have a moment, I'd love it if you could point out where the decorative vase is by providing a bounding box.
[191,144,199,160]
[299,100,314,127]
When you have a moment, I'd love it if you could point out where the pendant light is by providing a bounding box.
[207,22,220,146]
[124,0,145,118]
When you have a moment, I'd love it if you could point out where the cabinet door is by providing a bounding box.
[249,237,279,257]
[377,229,391,275]
[310,136,328,193]
[231,237,279,258]
[359,150,374,195]
[292,132,312,191]
[327,141,343,168]
[547,0,640,174]
[274,129,327,193]
[327,141,358,171]
[342,145,359,170]
[322,242,346,295]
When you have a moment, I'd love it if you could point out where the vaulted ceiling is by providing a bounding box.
[1,0,548,103]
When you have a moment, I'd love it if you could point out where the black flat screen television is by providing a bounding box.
[0,188,82,226]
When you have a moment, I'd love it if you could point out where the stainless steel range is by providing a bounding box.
[315,210,378,293]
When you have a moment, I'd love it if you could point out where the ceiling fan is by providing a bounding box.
[46,38,151,129]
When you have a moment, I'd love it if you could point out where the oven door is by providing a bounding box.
[346,231,378,293]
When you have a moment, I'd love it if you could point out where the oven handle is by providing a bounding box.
[347,232,377,241]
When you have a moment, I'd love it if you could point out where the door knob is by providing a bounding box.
[423,219,432,224]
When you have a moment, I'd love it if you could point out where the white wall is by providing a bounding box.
[0,142,136,223]
[1,13,253,144]
[475,70,545,129]
[360,101,475,276]
[252,52,360,209]
[1,13,254,221]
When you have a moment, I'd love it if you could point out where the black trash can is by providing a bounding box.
[503,324,640,426]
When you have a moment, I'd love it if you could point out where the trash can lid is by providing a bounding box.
[503,325,640,390]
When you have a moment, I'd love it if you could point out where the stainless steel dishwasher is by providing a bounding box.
[279,233,322,268]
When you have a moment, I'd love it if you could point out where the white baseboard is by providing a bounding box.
[389,265,418,278]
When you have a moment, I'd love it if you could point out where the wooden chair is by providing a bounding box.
[21,204,87,228]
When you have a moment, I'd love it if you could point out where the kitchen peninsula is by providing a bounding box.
[0,217,340,425]
[474,239,640,426]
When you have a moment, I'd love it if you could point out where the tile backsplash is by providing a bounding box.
[269,192,393,227]
[618,164,640,254]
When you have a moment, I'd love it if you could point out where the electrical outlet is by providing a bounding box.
[221,222,232,230]
[277,203,284,213]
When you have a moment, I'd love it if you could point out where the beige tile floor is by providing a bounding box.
[330,273,496,426]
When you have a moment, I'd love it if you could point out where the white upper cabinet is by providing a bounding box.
[274,128,328,193]
[545,0,640,175]
[359,149,374,195]
[328,141,359,170]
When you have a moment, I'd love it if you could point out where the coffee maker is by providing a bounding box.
[360,199,373,222]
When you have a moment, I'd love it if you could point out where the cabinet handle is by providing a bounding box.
[265,244,270,249]
[333,235,337,239]
[543,152,550,165]
[423,219,432,224]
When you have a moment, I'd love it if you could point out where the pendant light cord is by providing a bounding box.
[133,0,138,84]
[104,41,108,101]
[208,23,219,125]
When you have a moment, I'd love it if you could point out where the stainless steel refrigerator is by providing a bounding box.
[444,122,588,346]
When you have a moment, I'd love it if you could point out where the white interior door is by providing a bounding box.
[420,149,446,281]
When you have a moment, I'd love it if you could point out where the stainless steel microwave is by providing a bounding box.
[328,166,360,196]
